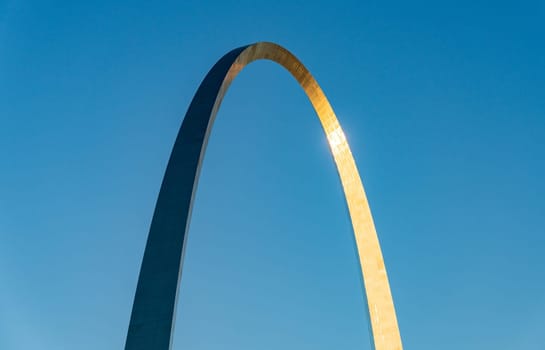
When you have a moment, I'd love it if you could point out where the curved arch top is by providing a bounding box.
[125,42,402,350]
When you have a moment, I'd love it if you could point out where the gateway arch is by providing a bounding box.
[125,42,403,350]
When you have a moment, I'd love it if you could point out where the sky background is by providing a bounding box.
[1,0,545,349]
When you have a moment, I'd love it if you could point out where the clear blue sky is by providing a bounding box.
[1,0,544,349]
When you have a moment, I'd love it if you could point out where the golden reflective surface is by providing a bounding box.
[213,42,403,350]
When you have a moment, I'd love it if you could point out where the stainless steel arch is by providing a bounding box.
[125,42,402,350]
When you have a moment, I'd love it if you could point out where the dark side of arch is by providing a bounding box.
[124,46,248,350]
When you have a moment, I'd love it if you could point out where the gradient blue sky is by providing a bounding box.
[1,1,545,349]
